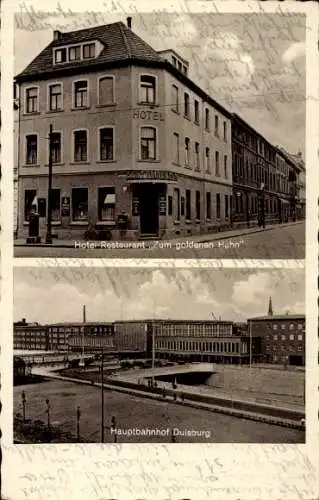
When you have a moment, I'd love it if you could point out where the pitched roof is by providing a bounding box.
[16,21,162,80]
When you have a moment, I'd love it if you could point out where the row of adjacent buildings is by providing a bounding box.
[14,302,305,366]
[13,18,305,240]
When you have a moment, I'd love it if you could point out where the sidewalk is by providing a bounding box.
[14,220,303,248]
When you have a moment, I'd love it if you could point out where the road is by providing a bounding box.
[14,379,304,443]
[15,222,304,259]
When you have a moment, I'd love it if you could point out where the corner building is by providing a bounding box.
[15,20,232,240]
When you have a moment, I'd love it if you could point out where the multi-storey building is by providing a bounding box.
[47,321,114,351]
[277,147,305,221]
[231,113,302,228]
[14,319,49,350]
[248,313,305,366]
[113,320,152,357]
[15,18,232,241]
[152,319,250,364]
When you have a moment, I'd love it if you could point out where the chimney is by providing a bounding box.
[127,17,132,29]
[297,149,302,158]
[22,318,26,323]
[268,297,273,317]
[53,29,62,41]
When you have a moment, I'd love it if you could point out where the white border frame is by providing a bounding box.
[72,78,90,109]
[46,81,64,112]
[23,84,39,114]
[71,128,89,163]
[1,1,318,500]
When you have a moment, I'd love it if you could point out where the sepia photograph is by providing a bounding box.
[13,10,306,258]
[13,265,305,444]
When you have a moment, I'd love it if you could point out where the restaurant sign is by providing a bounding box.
[127,170,178,182]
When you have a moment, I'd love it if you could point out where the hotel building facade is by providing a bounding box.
[15,19,232,241]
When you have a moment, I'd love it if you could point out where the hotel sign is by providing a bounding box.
[133,110,164,121]
[127,170,178,182]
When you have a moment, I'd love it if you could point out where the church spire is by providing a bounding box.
[268,297,273,316]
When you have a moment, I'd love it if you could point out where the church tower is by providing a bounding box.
[268,297,273,316]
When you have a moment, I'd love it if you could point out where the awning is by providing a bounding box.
[31,196,38,206]
[103,194,116,204]
[279,198,290,204]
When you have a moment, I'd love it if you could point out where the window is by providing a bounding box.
[171,84,179,112]
[206,192,211,219]
[273,334,278,340]
[99,128,114,161]
[54,48,67,63]
[216,193,221,218]
[186,190,191,219]
[289,323,294,330]
[184,92,190,117]
[181,196,185,217]
[24,189,37,221]
[173,188,180,220]
[74,81,88,108]
[298,334,302,341]
[25,135,38,164]
[26,87,38,113]
[223,121,227,141]
[48,84,62,111]
[281,335,286,341]
[205,147,210,173]
[194,100,199,123]
[73,130,88,162]
[289,334,294,341]
[225,195,229,218]
[50,132,61,164]
[281,324,286,330]
[297,346,303,352]
[214,115,219,136]
[83,43,95,59]
[205,109,210,130]
[273,324,278,330]
[98,77,114,105]
[173,133,179,164]
[140,127,156,160]
[298,323,303,330]
[51,188,61,221]
[195,191,201,219]
[72,188,88,222]
[185,137,190,166]
[224,155,228,178]
[195,142,200,170]
[98,187,116,222]
[140,75,156,104]
[69,45,81,61]
[215,151,220,176]
[168,196,173,216]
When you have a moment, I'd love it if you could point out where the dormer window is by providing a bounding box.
[53,41,100,65]
[83,43,95,59]
[69,45,81,61]
[55,48,67,64]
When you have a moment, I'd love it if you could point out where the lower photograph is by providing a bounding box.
[13,265,305,444]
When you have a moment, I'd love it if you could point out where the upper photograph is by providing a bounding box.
[13,12,306,259]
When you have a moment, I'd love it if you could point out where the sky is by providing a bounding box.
[14,267,305,324]
[14,9,306,155]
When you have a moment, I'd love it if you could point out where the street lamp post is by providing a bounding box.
[46,398,51,429]
[249,320,252,369]
[76,406,81,441]
[22,391,26,422]
[101,352,104,443]
[45,124,53,244]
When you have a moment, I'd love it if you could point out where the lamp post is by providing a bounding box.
[22,390,26,422]
[101,352,104,443]
[45,124,53,244]
[46,398,51,429]
[76,406,81,441]
[249,320,252,369]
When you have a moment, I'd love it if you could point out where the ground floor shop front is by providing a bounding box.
[17,170,233,241]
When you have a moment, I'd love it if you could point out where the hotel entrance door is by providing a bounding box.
[138,184,160,237]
